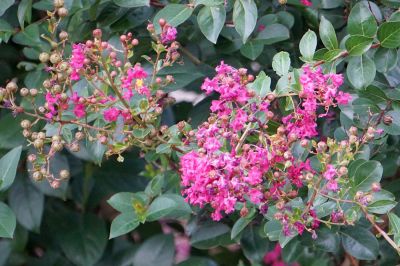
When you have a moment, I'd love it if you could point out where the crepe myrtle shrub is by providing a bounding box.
[1,0,400,265]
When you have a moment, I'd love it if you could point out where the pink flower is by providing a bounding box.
[301,0,312,6]
[70,43,86,81]
[161,26,177,44]
[245,167,263,185]
[323,164,337,180]
[249,189,263,204]
[336,91,351,105]
[103,107,120,122]
[121,65,148,89]
[327,179,339,192]
[73,104,86,118]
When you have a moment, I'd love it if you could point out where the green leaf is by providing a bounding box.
[378,21,400,48]
[58,214,107,266]
[132,127,151,139]
[345,35,373,56]
[340,226,379,260]
[379,110,400,135]
[353,160,383,192]
[0,202,16,238]
[0,0,14,16]
[272,51,291,76]
[231,209,255,239]
[156,143,171,154]
[113,0,149,8]
[191,222,232,249]
[133,234,174,266]
[109,212,139,239]
[146,194,191,221]
[303,227,340,253]
[107,192,135,213]
[12,24,41,47]
[347,55,376,89]
[195,0,224,6]
[0,146,22,191]
[249,71,271,98]
[8,177,44,232]
[17,0,32,29]
[264,220,281,241]
[299,30,317,61]
[240,41,263,60]
[233,0,257,43]
[374,47,398,73]
[319,16,338,50]
[240,225,270,263]
[388,213,400,234]
[153,4,193,34]
[254,24,290,45]
[347,2,377,37]
[197,5,226,44]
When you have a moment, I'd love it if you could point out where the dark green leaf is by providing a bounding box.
[109,212,139,239]
[299,30,317,61]
[231,209,255,239]
[272,51,290,76]
[240,41,263,60]
[249,71,271,97]
[0,146,22,191]
[153,4,193,33]
[255,24,290,45]
[0,0,14,16]
[347,2,377,37]
[58,214,107,266]
[133,234,174,266]
[319,16,338,50]
[113,0,149,8]
[191,222,232,249]
[347,54,376,89]
[240,225,270,263]
[340,226,379,260]
[374,48,398,73]
[9,177,44,232]
[12,24,41,47]
[233,0,257,43]
[345,35,373,56]
[353,160,383,192]
[107,192,135,213]
[378,21,400,48]
[197,5,226,44]
[146,194,191,221]
[0,202,16,238]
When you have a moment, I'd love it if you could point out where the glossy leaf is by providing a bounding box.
[0,146,22,191]
[153,4,193,33]
[347,55,376,89]
[299,30,317,61]
[113,0,149,7]
[352,160,383,192]
[133,234,175,266]
[0,202,16,238]
[347,2,377,37]
[240,41,263,60]
[319,16,338,50]
[146,194,191,221]
[197,5,226,44]
[378,21,400,48]
[340,227,379,260]
[233,0,257,43]
[109,212,139,239]
[345,35,373,56]
[272,51,291,76]
[374,47,398,72]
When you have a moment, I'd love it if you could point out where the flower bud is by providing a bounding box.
[33,139,44,149]
[266,93,275,101]
[20,87,29,97]
[54,0,64,8]
[75,131,85,141]
[383,115,393,125]
[159,18,166,27]
[57,7,68,17]
[349,135,358,144]
[39,52,50,63]
[23,129,31,138]
[371,182,381,192]
[27,154,36,162]
[240,205,249,217]
[52,141,63,152]
[6,81,18,93]
[29,88,38,97]
[278,0,287,4]
[93,29,102,39]
[355,191,364,200]
[59,169,70,179]
[131,39,139,46]
[21,119,31,129]
[338,166,348,176]
[32,171,44,182]
[70,142,80,152]
[51,180,61,189]
[349,126,358,135]
[50,53,61,64]
[300,139,309,148]
[277,126,285,135]
[59,31,68,40]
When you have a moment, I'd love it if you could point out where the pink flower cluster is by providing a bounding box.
[121,65,150,99]
[161,26,177,44]
[300,0,312,6]
[282,66,350,138]
[180,63,316,222]
[264,244,299,266]
[70,43,86,81]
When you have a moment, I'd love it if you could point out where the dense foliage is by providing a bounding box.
[1,0,400,265]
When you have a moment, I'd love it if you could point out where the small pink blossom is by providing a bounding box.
[70,43,86,81]
[161,26,177,44]
[103,107,120,122]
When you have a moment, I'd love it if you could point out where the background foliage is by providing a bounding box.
[1,0,400,265]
